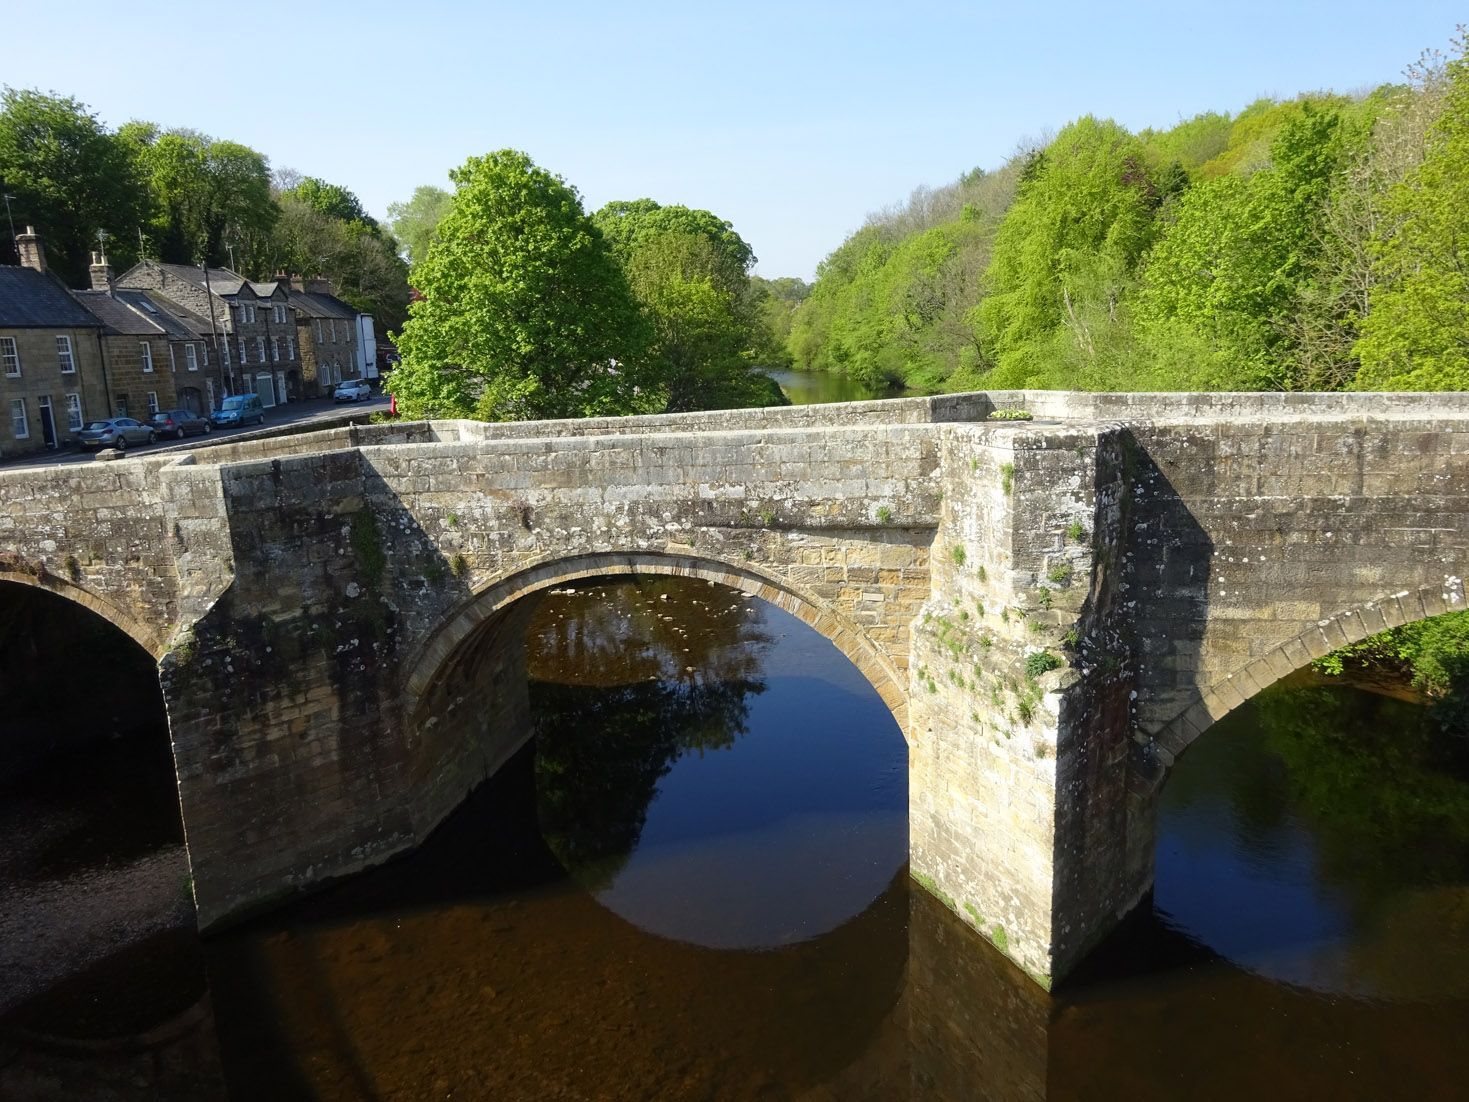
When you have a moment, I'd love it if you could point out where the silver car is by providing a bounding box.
[334,379,372,403]
[76,418,156,452]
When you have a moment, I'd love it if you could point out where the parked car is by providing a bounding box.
[150,409,212,439]
[211,394,265,427]
[334,379,372,403]
[76,418,156,452]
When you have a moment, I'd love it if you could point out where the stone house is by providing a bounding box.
[116,289,230,415]
[0,229,110,457]
[116,261,303,408]
[288,279,361,397]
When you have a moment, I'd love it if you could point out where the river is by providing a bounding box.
[4,426,1469,1097]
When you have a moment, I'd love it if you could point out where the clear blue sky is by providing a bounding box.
[6,2,1463,279]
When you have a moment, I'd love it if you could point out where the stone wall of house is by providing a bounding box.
[0,327,110,454]
[102,333,177,418]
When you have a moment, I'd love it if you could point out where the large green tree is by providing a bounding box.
[390,150,658,421]
[1354,34,1469,390]
[120,124,275,268]
[593,198,786,411]
[975,117,1165,389]
[386,184,454,267]
[0,88,149,282]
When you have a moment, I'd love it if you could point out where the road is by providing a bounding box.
[0,394,391,471]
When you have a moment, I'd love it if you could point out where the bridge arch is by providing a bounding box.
[404,550,911,738]
[0,564,167,660]
[1150,578,1467,768]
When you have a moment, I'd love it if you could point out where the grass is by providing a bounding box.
[876,505,892,525]
[988,408,1033,422]
[1047,563,1073,585]
[1066,520,1085,543]
[991,924,1009,953]
[950,544,967,566]
[1000,462,1015,496]
[1024,651,1063,678]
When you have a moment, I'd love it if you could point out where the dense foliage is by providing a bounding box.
[0,88,410,327]
[391,151,658,421]
[391,154,790,420]
[788,30,1468,398]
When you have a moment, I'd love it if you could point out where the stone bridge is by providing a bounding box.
[4,390,1468,989]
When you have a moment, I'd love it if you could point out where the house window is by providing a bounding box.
[66,393,82,431]
[1,337,19,377]
[11,399,28,439]
[272,336,281,362]
[238,337,247,363]
[221,340,229,365]
[287,335,296,360]
[255,337,266,363]
[147,391,160,415]
[56,335,75,373]
[141,342,154,373]
[185,344,199,371]
[274,304,286,324]
[314,320,323,343]
[168,344,177,372]
[243,304,256,324]
[201,343,209,366]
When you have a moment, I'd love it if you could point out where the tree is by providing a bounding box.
[390,150,657,421]
[975,117,1163,389]
[0,88,149,282]
[592,198,786,411]
[283,176,373,226]
[1354,32,1469,390]
[386,184,453,267]
[121,125,275,268]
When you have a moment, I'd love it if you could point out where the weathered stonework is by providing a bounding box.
[4,390,1469,990]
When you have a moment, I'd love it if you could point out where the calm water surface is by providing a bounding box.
[766,368,918,405]
[4,579,1469,1099]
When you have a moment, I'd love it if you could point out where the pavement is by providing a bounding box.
[0,393,391,471]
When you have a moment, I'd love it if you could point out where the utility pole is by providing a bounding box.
[2,195,16,263]
[225,242,237,273]
[202,260,231,396]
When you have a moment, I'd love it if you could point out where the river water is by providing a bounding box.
[4,529,1469,1096]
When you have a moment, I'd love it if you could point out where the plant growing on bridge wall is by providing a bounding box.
[1066,520,1085,543]
[988,408,1033,421]
[875,505,893,525]
[1047,563,1073,585]
[950,544,967,566]
[1000,462,1015,495]
[349,508,386,590]
[1024,650,1063,678]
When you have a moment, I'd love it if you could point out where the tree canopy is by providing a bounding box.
[390,150,658,421]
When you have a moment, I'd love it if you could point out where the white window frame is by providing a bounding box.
[65,393,83,431]
[147,391,160,415]
[185,344,199,372]
[201,343,209,366]
[11,398,28,439]
[1,336,19,377]
[140,341,154,373]
[274,304,286,324]
[243,304,256,324]
[255,337,265,363]
[56,335,75,374]
[238,337,247,363]
[271,335,281,363]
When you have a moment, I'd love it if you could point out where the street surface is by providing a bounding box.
[0,394,390,471]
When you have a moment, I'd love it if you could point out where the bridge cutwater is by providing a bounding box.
[3,389,1465,989]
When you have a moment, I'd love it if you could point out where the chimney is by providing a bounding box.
[17,226,46,273]
[89,251,115,295]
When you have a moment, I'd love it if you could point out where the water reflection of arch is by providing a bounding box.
[1150,579,1469,769]
[0,566,167,660]
[404,550,911,738]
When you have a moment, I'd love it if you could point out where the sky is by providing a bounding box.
[4,1,1464,280]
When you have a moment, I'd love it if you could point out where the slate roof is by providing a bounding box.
[73,290,168,336]
[142,262,247,297]
[115,290,212,340]
[0,266,104,329]
[290,290,356,320]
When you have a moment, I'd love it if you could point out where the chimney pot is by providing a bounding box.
[89,251,115,295]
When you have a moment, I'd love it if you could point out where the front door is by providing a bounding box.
[255,372,276,408]
[37,395,57,449]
